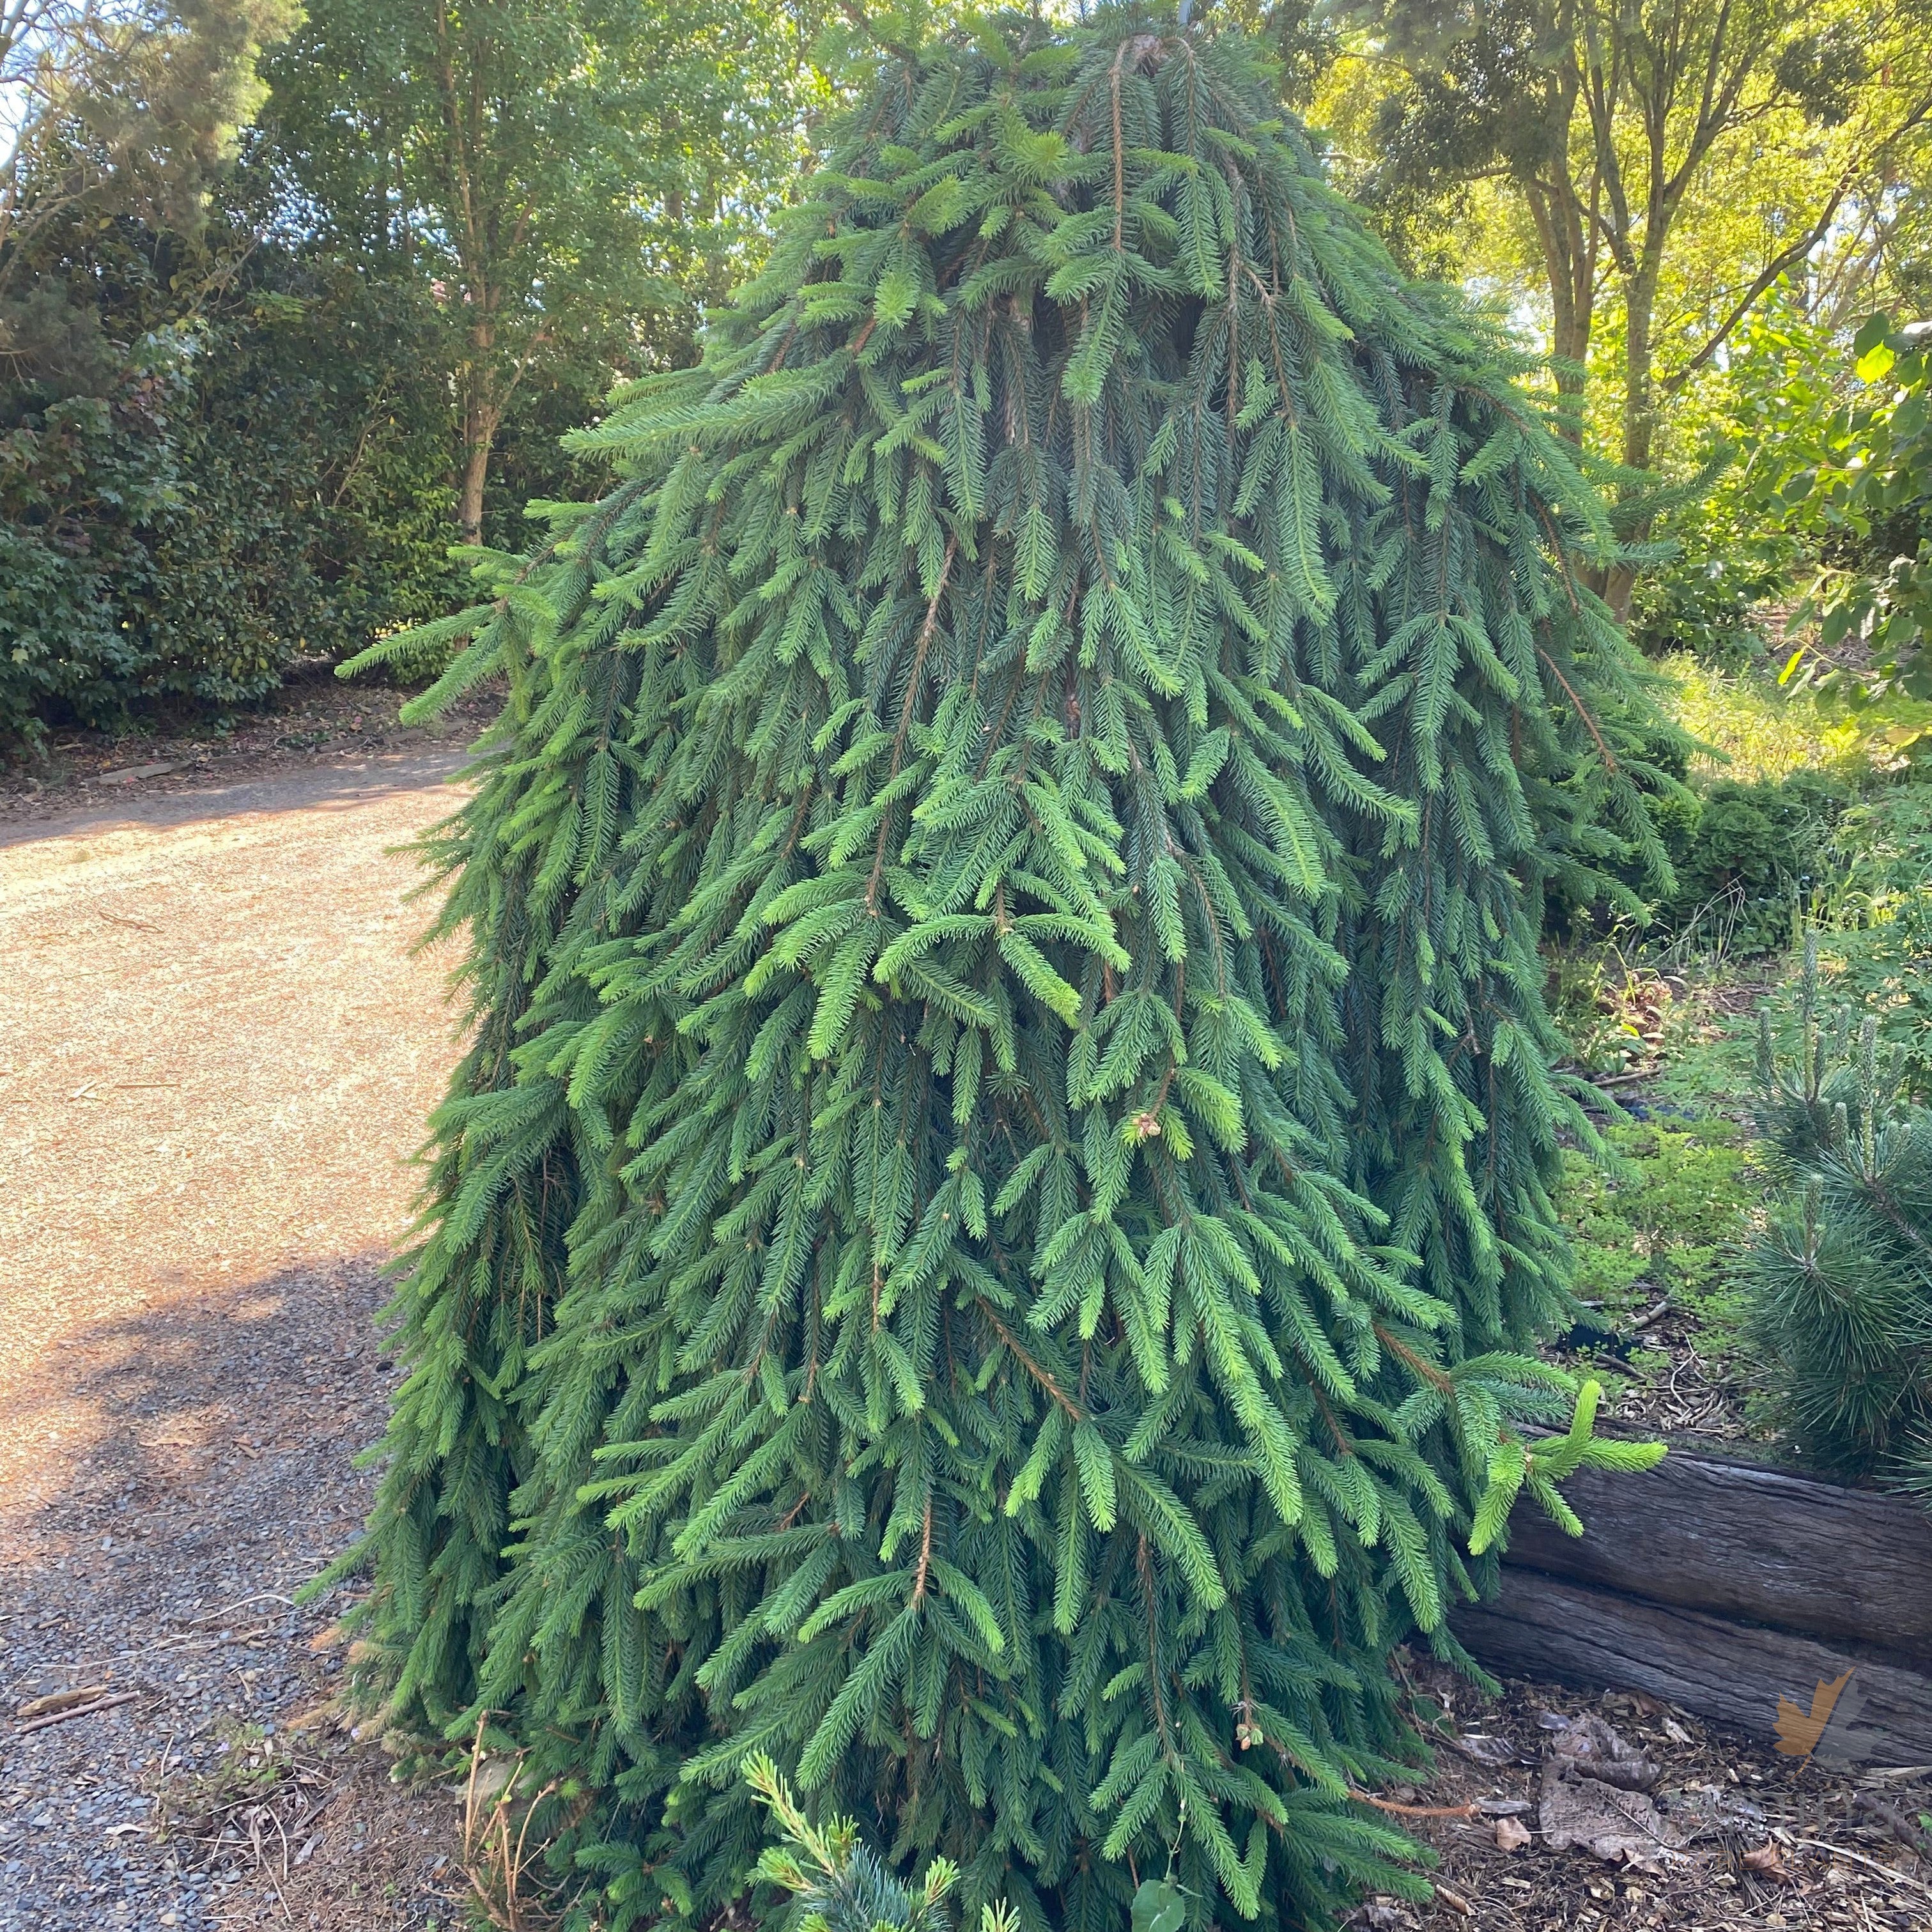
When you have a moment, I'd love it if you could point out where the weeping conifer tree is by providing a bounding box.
[334,11,1671,1929]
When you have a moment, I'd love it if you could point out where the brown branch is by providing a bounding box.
[14,1690,140,1734]
[912,1497,933,1603]
[1665,91,1932,396]
[1538,645,1617,774]
[975,1297,1083,1419]
[1348,1788,1480,1820]
[867,535,959,911]
[1372,1322,1454,1394]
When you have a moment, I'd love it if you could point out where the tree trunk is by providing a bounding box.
[1550,302,1591,442]
[457,314,499,546]
[1621,252,1661,477]
[1525,169,1595,446]
[1457,1572,1932,1764]
[458,423,494,546]
[1602,249,1664,622]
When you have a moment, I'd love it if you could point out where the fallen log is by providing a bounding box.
[1496,1451,1932,1662]
[1454,1568,1932,1765]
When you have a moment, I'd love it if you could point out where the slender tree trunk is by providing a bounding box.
[1515,44,1593,443]
[1599,248,1664,622]
[1526,176,1595,443]
[1621,251,1662,477]
[457,314,498,545]
[663,107,684,223]
[458,417,495,545]
[1550,297,1593,442]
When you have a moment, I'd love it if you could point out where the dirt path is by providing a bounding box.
[0,752,473,1931]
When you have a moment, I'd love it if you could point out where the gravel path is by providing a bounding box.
[0,752,472,1931]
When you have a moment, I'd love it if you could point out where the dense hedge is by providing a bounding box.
[1,83,692,759]
[0,215,470,748]
[1658,771,1853,955]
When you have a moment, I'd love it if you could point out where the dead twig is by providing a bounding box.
[1349,1787,1481,1819]
[16,1682,111,1719]
[1851,1793,1932,1859]
[1789,1837,1932,1899]
[15,1689,140,1733]
[189,1593,296,1625]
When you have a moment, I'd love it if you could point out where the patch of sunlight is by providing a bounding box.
[1657,654,1932,784]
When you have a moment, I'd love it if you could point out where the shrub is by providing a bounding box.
[1747,313,1932,707]
[1659,771,1852,957]
[1627,548,1786,671]
[1813,785,1932,1094]
[1742,938,1932,1495]
[0,217,465,749]
[0,383,171,739]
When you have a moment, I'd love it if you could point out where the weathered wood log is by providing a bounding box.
[1453,1570,1932,1766]
[1498,1451,1932,1662]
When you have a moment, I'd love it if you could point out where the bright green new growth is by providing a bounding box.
[335,11,1675,1929]
[746,1751,1017,1932]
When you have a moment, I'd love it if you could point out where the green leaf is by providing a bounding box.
[1855,341,1896,385]
[1131,1879,1187,1932]
[1852,311,1893,360]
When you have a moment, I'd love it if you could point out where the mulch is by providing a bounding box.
[1368,1655,1932,1930]
[0,715,475,1931]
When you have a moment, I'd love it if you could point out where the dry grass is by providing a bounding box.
[456,1718,568,1932]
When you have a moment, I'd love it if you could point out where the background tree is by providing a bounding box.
[1,0,297,297]
[261,0,828,543]
[1324,0,1932,483]
[0,0,321,745]
[0,0,835,747]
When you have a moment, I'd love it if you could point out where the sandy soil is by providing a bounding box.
[0,748,474,1931]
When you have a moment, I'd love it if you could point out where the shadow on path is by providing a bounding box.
[0,1255,458,1932]
[0,749,472,852]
